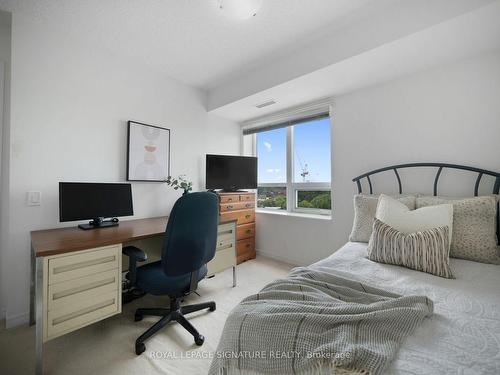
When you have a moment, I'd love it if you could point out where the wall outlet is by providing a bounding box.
[27,191,42,206]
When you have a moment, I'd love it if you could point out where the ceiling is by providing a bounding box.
[1,0,498,122]
[0,0,373,89]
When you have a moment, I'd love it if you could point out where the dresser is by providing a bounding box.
[218,192,256,264]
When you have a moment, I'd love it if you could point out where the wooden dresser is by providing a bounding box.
[218,192,256,264]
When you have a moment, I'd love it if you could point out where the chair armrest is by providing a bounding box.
[123,246,147,262]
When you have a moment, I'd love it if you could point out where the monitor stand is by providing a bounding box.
[78,217,119,230]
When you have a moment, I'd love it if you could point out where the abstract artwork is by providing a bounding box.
[127,121,170,182]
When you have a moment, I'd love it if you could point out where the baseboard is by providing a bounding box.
[256,249,306,267]
[5,311,29,329]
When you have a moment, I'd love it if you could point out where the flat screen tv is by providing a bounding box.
[206,154,257,192]
[59,182,134,229]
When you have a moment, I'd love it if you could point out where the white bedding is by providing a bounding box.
[310,242,500,375]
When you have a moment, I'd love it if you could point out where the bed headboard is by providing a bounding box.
[352,162,500,245]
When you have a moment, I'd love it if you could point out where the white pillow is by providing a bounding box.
[376,194,454,243]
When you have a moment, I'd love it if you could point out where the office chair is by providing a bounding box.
[131,191,219,355]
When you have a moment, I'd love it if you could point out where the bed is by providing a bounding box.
[310,241,500,374]
[211,163,500,375]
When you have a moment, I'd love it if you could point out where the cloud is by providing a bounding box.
[263,141,272,152]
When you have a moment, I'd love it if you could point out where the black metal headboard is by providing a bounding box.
[352,162,500,245]
[352,162,500,196]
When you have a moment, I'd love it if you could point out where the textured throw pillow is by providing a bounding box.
[416,195,500,264]
[368,219,454,278]
[349,194,416,243]
[376,194,454,244]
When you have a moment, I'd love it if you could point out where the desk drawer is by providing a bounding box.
[216,235,235,250]
[48,269,120,311]
[48,245,121,285]
[220,209,255,225]
[207,247,236,276]
[47,290,120,340]
[237,223,255,240]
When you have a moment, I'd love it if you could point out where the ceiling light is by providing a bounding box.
[218,0,263,20]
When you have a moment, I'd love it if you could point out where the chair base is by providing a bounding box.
[134,297,216,355]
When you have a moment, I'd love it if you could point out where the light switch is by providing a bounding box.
[27,191,41,206]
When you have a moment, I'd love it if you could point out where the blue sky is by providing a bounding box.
[256,117,331,184]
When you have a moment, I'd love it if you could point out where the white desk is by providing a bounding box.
[30,216,237,375]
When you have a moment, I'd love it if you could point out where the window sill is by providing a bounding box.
[255,209,332,221]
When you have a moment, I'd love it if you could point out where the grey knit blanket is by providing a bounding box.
[209,267,433,375]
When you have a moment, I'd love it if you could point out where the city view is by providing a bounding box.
[256,117,331,212]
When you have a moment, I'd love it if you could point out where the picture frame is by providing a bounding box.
[127,121,171,182]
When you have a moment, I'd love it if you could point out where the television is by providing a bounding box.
[206,154,257,192]
[59,182,134,230]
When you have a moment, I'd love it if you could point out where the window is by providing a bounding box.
[254,114,331,215]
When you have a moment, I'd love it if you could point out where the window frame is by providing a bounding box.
[253,116,332,217]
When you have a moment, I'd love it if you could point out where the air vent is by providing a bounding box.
[255,100,276,109]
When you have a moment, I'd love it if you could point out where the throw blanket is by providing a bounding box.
[209,267,433,375]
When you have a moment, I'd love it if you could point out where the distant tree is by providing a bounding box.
[310,193,331,209]
[298,200,313,208]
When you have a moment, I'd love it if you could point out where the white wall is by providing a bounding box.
[256,50,500,265]
[0,10,11,322]
[4,13,239,327]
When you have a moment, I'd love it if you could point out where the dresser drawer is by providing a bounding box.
[239,194,255,202]
[48,245,121,285]
[207,247,236,276]
[237,223,255,240]
[237,238,255,258]
[220,209,255,225]
[220,195,239,204]
[47,269,120,311]
[46,290,120,340]
[220,201,255,212]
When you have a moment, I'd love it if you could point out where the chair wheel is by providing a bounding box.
[135,342,146,355]
[134,314,143,322]
[209,304,216,312]
[195,335,205,346]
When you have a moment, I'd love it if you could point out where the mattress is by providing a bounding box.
[309,242,500,375]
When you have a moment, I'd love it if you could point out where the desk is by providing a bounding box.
[30,216,237,375]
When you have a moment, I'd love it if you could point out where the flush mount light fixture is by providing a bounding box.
[218,0,263,20]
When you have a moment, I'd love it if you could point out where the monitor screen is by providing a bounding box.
[206,154,257,191]
[59,182,134,222]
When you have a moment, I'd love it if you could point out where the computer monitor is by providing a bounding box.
[59,182,134,230]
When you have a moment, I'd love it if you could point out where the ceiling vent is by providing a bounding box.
[255,100,276,109]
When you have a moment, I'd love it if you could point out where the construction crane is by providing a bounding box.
[296,151,309,182]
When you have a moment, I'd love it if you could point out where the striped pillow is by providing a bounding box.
[367,218,454,278]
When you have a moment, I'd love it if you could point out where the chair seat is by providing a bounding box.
[136,261,207,296]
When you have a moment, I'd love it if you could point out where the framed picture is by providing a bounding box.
[127,121,170,182]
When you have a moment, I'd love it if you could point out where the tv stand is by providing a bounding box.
[78,217,119,230]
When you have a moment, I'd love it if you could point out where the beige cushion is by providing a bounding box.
[368,218,453,278]
[349,194,416,243]
[416,195,500,264]
[376,194,453,244]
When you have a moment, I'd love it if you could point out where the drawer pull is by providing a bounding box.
[246,244,250,248]
[245,215,251,219]
[228,198,233,201]
[246,229,252,234]
[52,277,116,300]
[53,255,116,274]
[245,204,252,207]
[52,298,115,325]
[227,205,233,209]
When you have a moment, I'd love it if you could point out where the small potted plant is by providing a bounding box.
[166,175,193,195]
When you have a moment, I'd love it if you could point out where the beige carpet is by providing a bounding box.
[0,257,292,375]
